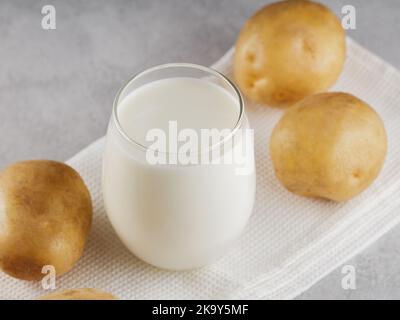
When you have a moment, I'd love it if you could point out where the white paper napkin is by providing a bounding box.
[1,38,400,300]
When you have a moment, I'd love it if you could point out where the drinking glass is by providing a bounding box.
[102,63,255,270]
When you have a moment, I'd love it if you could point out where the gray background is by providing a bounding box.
[0,0,399,299]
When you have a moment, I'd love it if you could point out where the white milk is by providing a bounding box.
[103,77,255,270]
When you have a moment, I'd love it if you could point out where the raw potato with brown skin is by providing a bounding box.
[270,93,387,201]
[0,160,92,280]
[234,0,346,107]
[37,288,117,300]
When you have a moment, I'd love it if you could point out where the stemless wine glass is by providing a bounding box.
[102,63,255,270]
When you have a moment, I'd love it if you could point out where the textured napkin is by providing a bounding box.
[1,38,400,300]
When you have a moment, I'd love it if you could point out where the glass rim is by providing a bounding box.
[112,62,245,154]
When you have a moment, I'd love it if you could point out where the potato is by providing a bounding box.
[37,288,117,300]
[0,160,92,280]
[270,92,387,201]
[234,0,346,107]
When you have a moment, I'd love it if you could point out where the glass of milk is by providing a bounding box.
[103,63,255,270]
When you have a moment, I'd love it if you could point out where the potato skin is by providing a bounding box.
[0,160,92,280]
[37,288,117,300]
[270,93,387,201]
[234,0,346,107]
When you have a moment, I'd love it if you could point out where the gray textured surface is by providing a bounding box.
[0,0,399,299]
